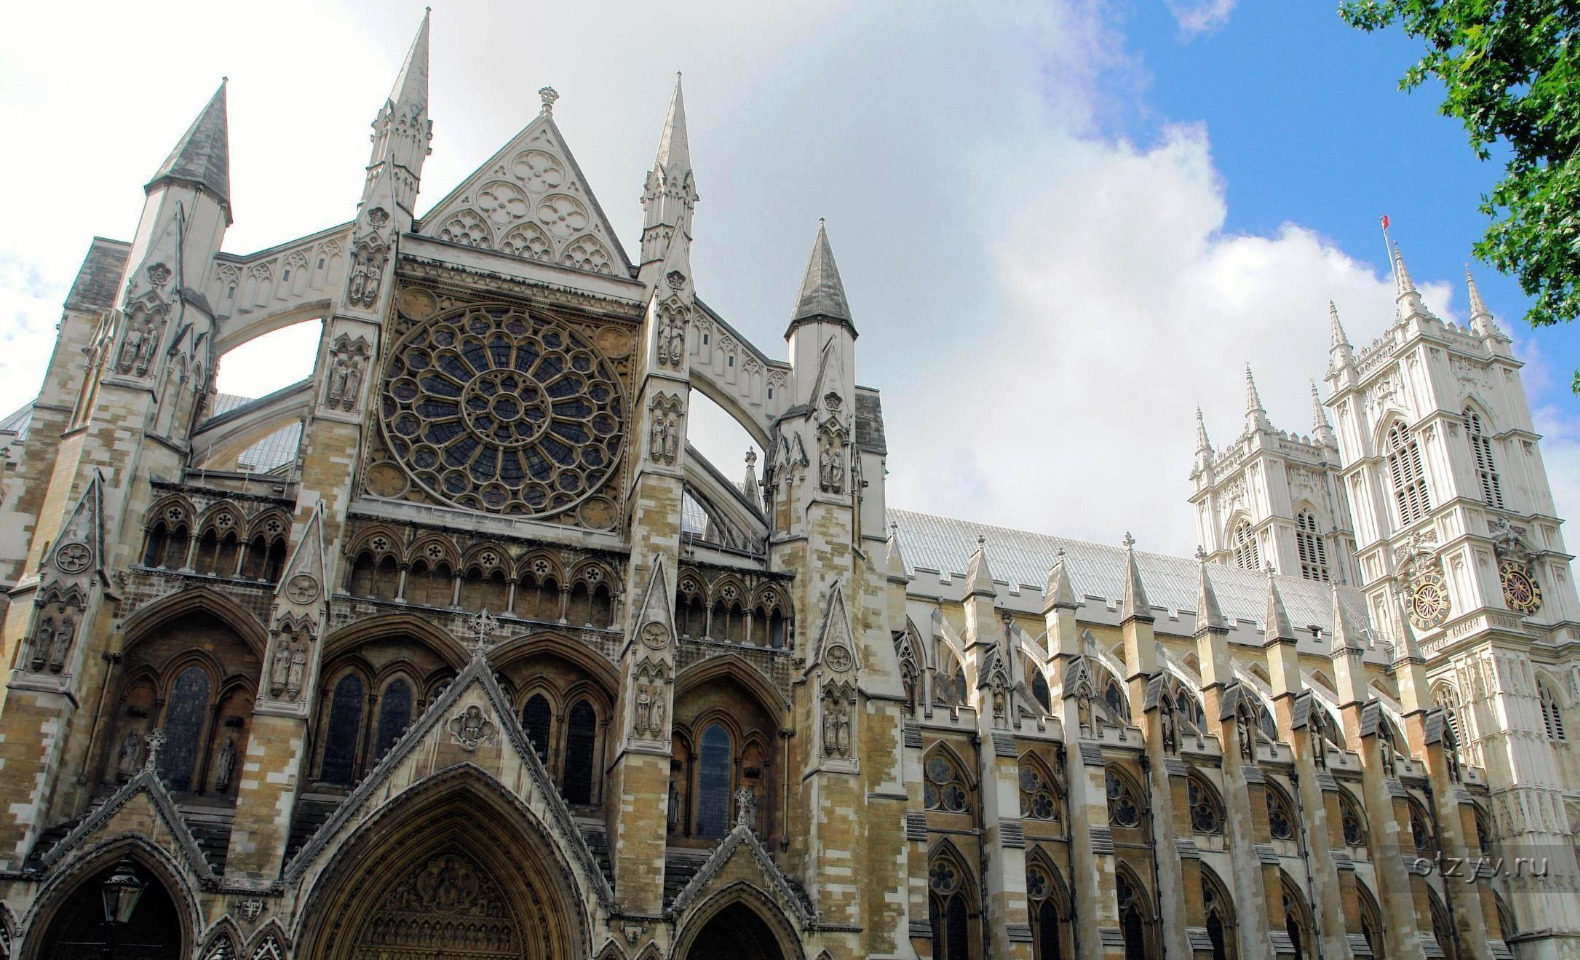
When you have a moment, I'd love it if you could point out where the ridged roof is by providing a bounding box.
[147,83,230,206]
[790,221,852,327]
[888,508,1370,638]
[64,238,130,312]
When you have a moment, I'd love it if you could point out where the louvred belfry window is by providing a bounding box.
[1295,511,1329,582]
[1232,520,1260,572]
[1387,422,1432,526]
[1463,409,1504,508]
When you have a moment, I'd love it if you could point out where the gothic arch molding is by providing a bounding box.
[319,613,470,669]
[19,835,200,960]
[120,586,269,659]
[489,630,622,693]
[671,879,807,960]
[674,652,791,724]
[293,764,593,960]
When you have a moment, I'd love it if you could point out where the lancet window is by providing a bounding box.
[1387,421,1432,526]
[1232,520,1260,572]
[1295,510,1329,581]
[929,851,974,960]
[1187,774,1224,835]
[1538,677,1566,741]
[1463,408,1504,509]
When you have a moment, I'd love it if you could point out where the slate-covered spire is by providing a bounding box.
[1245,364,1271,432]
[147,81,231,216]
[1465,266,1504,339]
[387,8,430,122]
[1195,560,1226,633]
[365,10,432,221]
[640,73,698,271]
[787,220,855,337]
[1391,241,1431,321]
[1310,382,1335,445]
[1328,299,1355,372]
[965,536,997,599]
[1264,572,1297,643]
[1120,533,1152,622]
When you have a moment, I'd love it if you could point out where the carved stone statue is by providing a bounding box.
[992,688,1008,729]
[324,337,368,411]
[215,736,237,793]
[48,617,74,673]
[286,644,307,700]
[651,688,666,736]
[823,696,851,759]
[346,238,387,309]
[634,686,652,735]
[270,640,291,697]
[1236,707,1256,764]
[667,780,681,830]
[1159,695,1178,754]
[657,309,687,368]
[116,731,143,782]
[1076,688,1093,734]
[819,436,845,494]
[29,618,52,672]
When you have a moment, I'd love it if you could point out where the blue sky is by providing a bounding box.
[0,0,1574,557]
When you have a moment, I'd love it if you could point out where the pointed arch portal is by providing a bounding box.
[297,774,589,960]
[682,902,789,960]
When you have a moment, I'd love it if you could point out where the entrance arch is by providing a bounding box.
[674,885,803,960]
[296,771,590,960]
[25,846,191,960]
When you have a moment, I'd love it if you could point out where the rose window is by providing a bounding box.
[380,304,624,516]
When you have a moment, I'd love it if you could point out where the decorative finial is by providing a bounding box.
[890,522,899,535]
[539,86,560,115]
[1123,531,1135,549]
[465,609,498,657]
[1195,546,1208,561]
[745,448,757,467]
[143,728,168,773]
[734,786,756,830]
[977,535,986,547]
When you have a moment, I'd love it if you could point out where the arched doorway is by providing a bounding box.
[297,774,588,960]
[683,902,788,960]
[34,858,184,960]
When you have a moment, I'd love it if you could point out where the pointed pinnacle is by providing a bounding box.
[1392,242,1418,297]
[1245,364,1265,415]
[1043,553,1077,613]
[1265,572,1296,642]
[1329,300,1351,349]
[654,72,691,175]
[388,8,431,111]
[1195,406,1212,452]
[1310,382,1331,432]
[148,82,231,208]
[789,220,853,329]
[886,522,907,579]
[1196,561,1226,632]
[1465,265,1503,338]
[1120,535,1151,622]
[1329,583,1363,656]
[965,535,997,599]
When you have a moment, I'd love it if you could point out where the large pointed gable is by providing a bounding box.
[417,104,633,278]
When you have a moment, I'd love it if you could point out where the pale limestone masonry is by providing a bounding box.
[0,14,1577,960]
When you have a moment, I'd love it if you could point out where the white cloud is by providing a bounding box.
[1163,0,1239,38]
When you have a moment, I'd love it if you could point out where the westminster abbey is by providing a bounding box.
[1,13,1578,960]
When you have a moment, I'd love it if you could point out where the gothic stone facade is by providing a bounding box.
[1,16,1579,960]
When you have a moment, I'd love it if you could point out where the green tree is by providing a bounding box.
[1341,0,1580,385]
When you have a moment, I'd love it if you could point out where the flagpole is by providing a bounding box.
[1379,215,1395,285]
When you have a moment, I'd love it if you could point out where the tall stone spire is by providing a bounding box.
[1465,266,1504,339]
[1193,407,1214,472]
[786,220,855,338]
[1327,299,1354,373]
[640,73,698,271]
[1391,242,1431,322]
[1310,382,1335,446]
[364,10,432,221]
[147,81,231,220]
[1245,364,1271,432]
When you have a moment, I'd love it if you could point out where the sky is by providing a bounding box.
[1,0,1576,559]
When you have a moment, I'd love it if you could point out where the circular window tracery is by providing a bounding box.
[380,303,625,516]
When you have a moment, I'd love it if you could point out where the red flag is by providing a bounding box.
[1381,215,1390,230]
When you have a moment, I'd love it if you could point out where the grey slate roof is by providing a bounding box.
[64,238,130,312]
[854,390,886,455]
[147,83,230,206]
[789,222,853,327]
[0,404,33,440]
[888,508,1370,639]
[211,393,302,473]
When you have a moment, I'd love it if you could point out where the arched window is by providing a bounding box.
[925,751,970,813]
[1283,884,1312,960]
[1339,790,1367,847]
[373,678,413,760]
[1538,678,1566,741]
[1266,785,1297,842]
[1427,889,1456,960]
[1106,766,1143,828]
[1232,520,1260,572]
[1387,421,1432,526]
[319,673,365,785]
[1101,672,1129,722]
[929,855,973,960]
[1202,868,1236,960]
[522,694,552,764]
[1295,511,1329,582]
[1409,800,1436,856]
[1027,861,1063,960]
[1031,671,1052,713]
[142,522,169,567]
[696,723,733,838]
[1433,683,1465,745]
[1357,882,1386,960]
[1463,408,1504,509]
[1187,775,1223,835]
[1474,805,1494,857]
[1019,759,1061,822]
[1117,870,1152,960]
[160,665,211,792]
[562,699,597,806]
